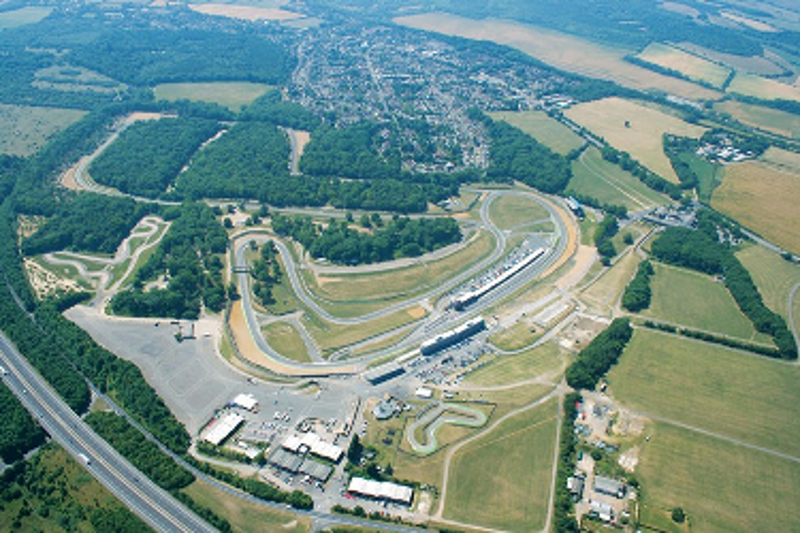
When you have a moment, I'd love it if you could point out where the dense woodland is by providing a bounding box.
[23,194,156,255]
[250,242,283,307]
[0,381,45,463]
[111,202,228,319]
[594,214,619,264]
[651,215,797,359]
[90,118,221,199]
[479,113,573,194]
[240,90,321,131]
[272,214,462,265]
[565,318,633,390]
[299,122,401,180]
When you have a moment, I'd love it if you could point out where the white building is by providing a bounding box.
[347,477,414,505]
[231,393,259,411]
[203,413,245,446]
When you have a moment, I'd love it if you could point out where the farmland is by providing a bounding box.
[635,42,732,88]
[609,329,800,457]
[0,104,86,156]
[711,161,800,254]
[637,422,800,533]
[188,3,303,22]
[395,13,721,101]
[642,262,760,340]
[443,398,558,532]
[569,146,670,210]
[728,72,800,102]
[565,97,706,183]
[736,244,800,323]
[715,100,800,139]
[488,110,584,155]
[154,82,274,111]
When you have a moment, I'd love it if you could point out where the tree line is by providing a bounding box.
[622,260,654,312]
[565,318,633,390]
[250,242,283,308]
[651,217,796,359]
[594,214,619,264]
[601,146,682,199]
[271,214,462,265]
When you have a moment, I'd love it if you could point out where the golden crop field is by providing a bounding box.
[565,97,706,183]
[488,110,584,155]
[715,100,800,138]
[711,161,800,254]
[761,146,800,173]
[188,3,302,21]
[676,41,787,76]
[728,72,800,102]
[635,42,732,88]
[395,13,721,101]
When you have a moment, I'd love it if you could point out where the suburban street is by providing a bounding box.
[0,332,215,533]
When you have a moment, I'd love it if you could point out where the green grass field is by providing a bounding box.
[154,82,274,111]
[0,6,52,29]
[182,478,310,533]
[569,146,670,210]
[305,306,420,356]
[637,421,800,533]
[728,72,800,102]
[609,329,800,457]
[466,341,566,386]
[0,104,86,156]
[262,321,311,363]
[489,110,585,155]
[679,150,724,202]
[487,194,550,231]
[580,250,641,316]
[306,229,495,304]
[444,398,558,532]
[642,262,760,340]
[487,319,542,351]
[635,42,732,88]
[715,100,800,139]
[736,243,800,322]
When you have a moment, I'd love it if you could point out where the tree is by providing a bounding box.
[671,507,686,523]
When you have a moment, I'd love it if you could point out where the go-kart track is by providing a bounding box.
[227,188,577,378]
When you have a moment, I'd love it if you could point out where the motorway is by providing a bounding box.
[0,332,215,533]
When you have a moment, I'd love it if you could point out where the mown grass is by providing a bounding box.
[466,341,567,386]
[262,321,311,363]
[642,262,759,340]
[487,194,551,231]
[728,72,800,102]
[637,421,800,533]
[443,398,558,532]
[569,146,670,210]
[489,110,584,155]
[580,249,641,316]
[609,329,800,457]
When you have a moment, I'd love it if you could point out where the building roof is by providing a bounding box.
[268,448,303,473]
[203,413,245,446]
[567,476,584,494]
[415,387,433,399]
[282,432,344,462]
[347,477,414,505]
[594,476,625,496]
[231,393,258,411]
[364,363,406,385]
[372,400,395,420]
[299,459,332,481]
